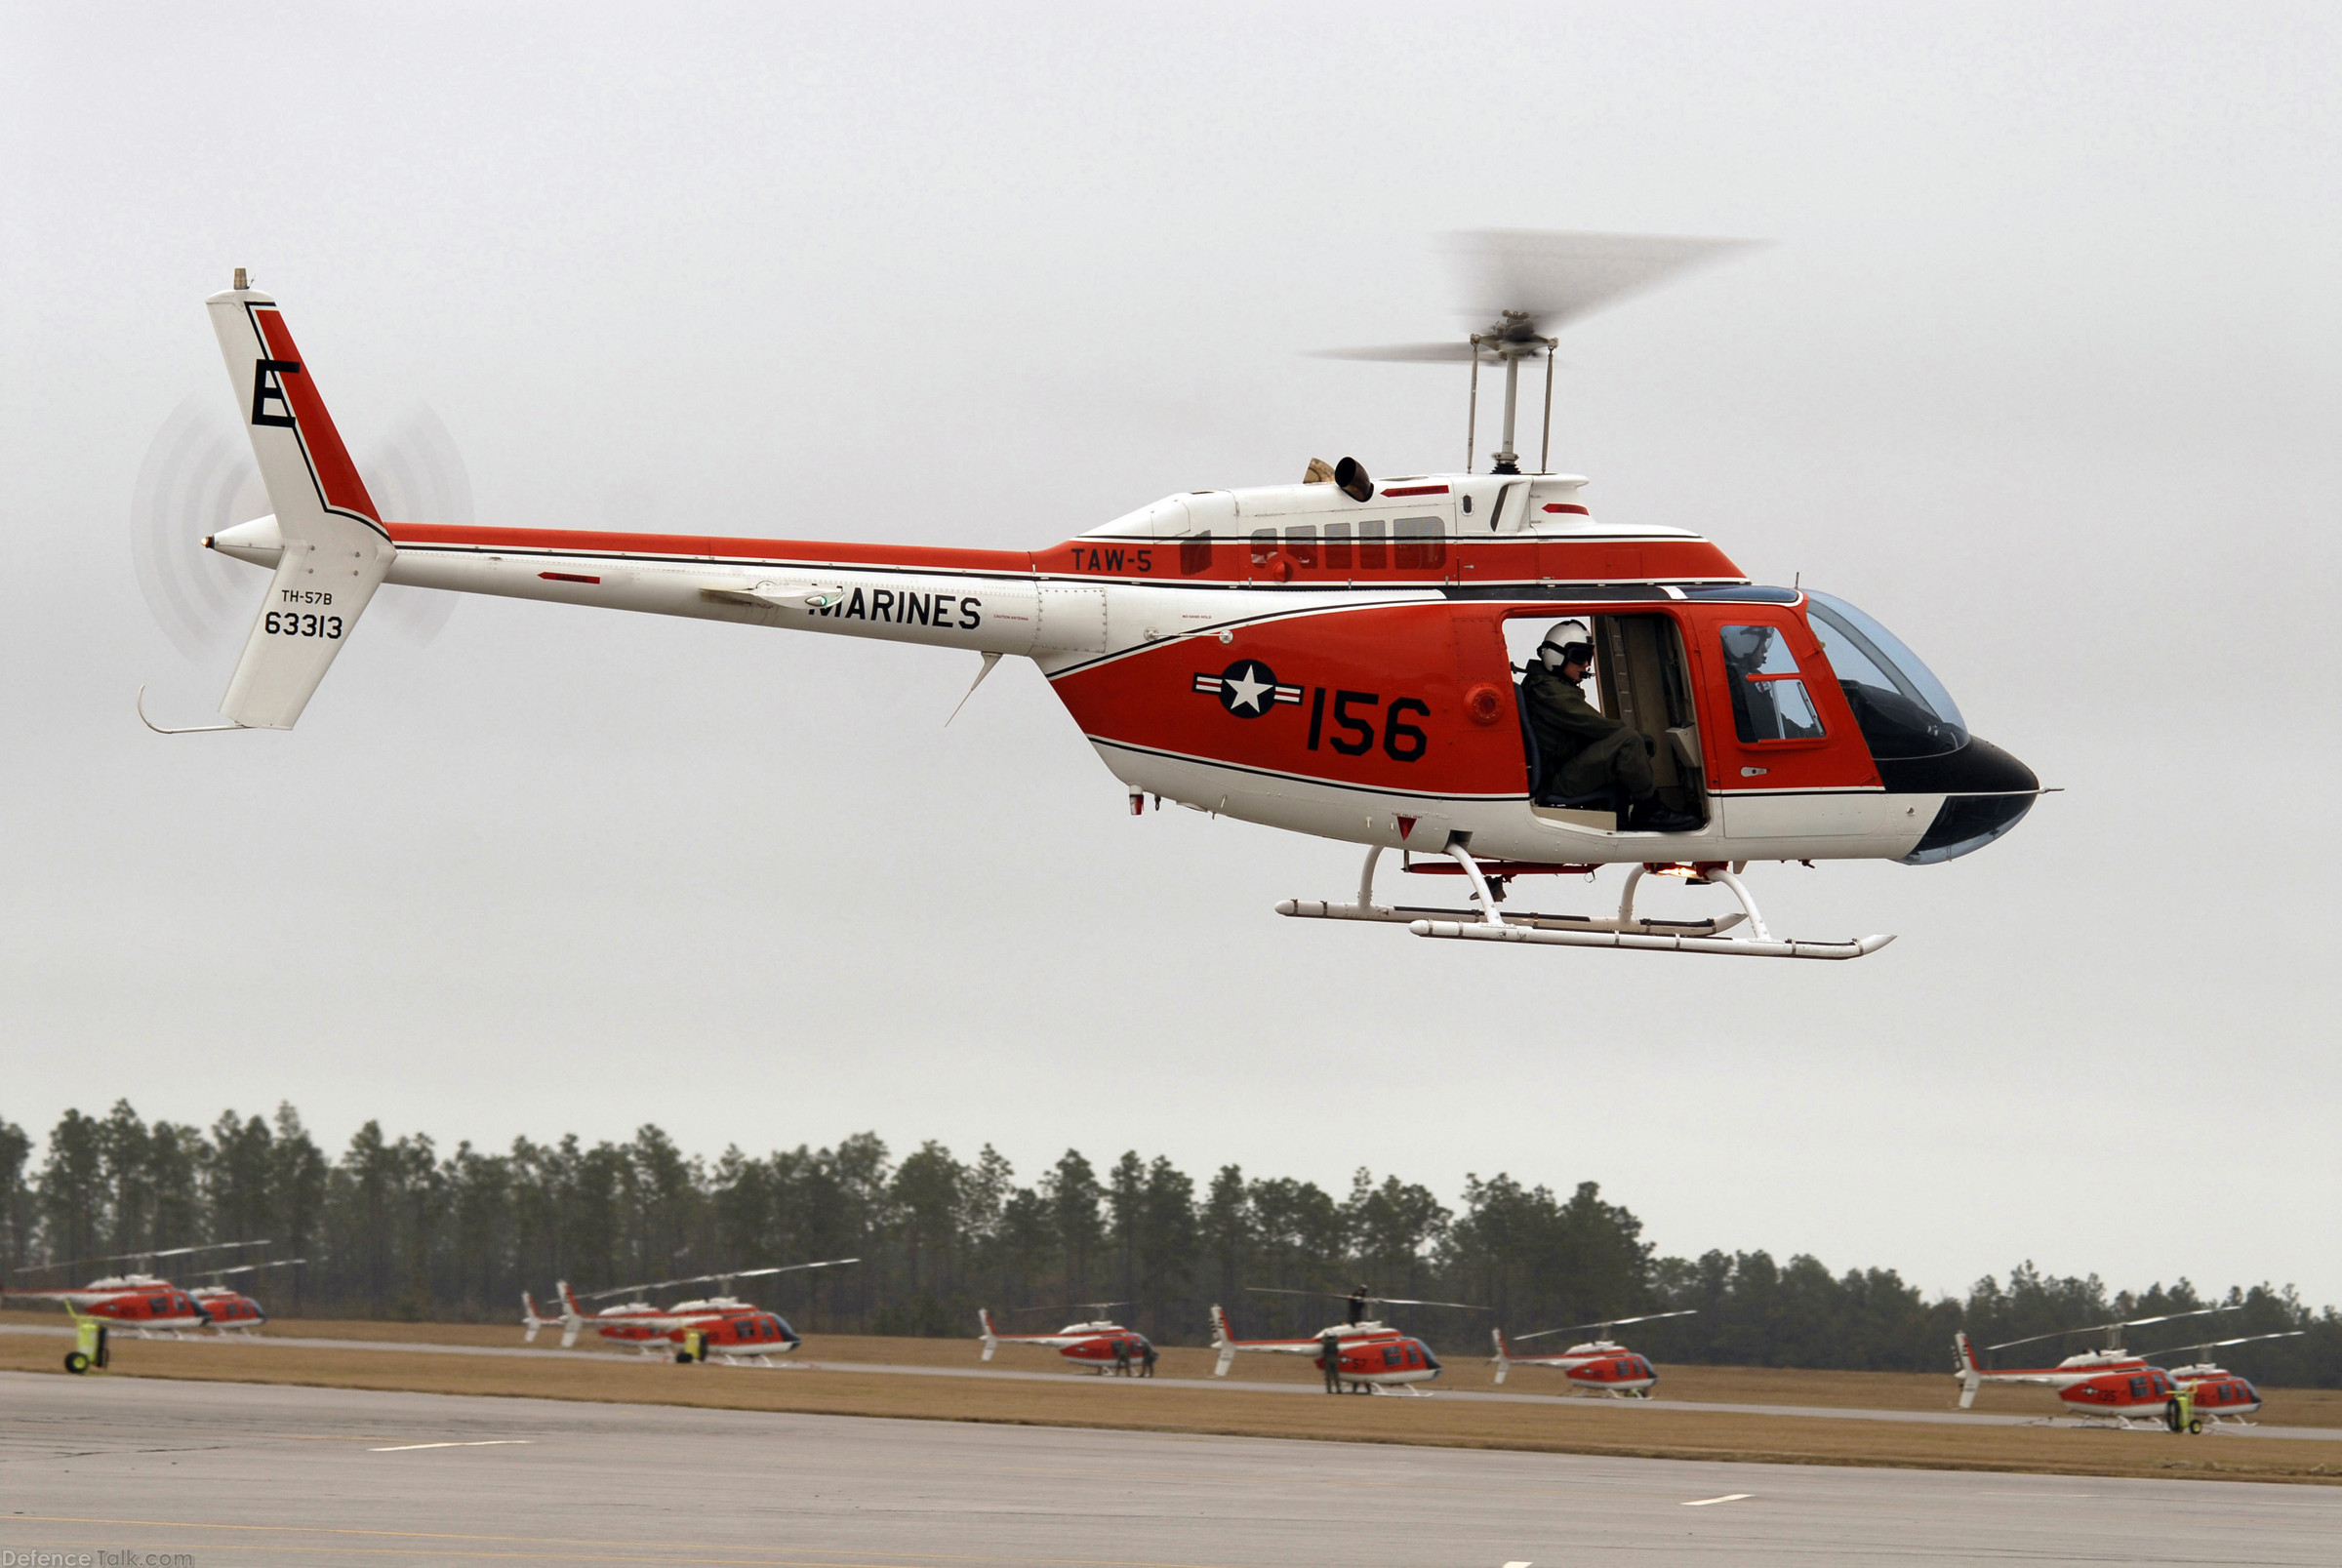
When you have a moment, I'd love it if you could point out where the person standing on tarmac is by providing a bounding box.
[1113,1338,1132,1377]
[1141,1341,1158,1378]
[1519,621,1701,832]
[1347,1285,1370,1326]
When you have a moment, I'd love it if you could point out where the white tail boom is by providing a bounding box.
[202,278,393,729]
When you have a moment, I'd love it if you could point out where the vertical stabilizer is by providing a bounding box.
[204,279,394,728]
[1954,1331,1982,1409]
[1491,1327,1512,1386]
[979,1308,999,1362]
[1210,1305,1237,1377]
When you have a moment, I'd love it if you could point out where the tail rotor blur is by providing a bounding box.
[131,394,468,667]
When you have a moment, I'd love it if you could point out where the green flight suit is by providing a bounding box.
[1521,664,1654,803]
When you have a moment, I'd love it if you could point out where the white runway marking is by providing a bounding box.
[1682,1493,1753,1507]
[369,1439,532,1451]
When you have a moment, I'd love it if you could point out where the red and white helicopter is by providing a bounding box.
[1489,1308,1695,1396]
[186,1257,306,1330]
[1953,1307,2240,1428]
[1,1241,271,1337]
[2153,1331,2304,1427]
[1209,1288,1482,1395]
[525,1258,858,1365]
[978,1304,1154,1373]
[143,239,2041,959]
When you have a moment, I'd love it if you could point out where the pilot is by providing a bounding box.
[1520,621,1700,832]
[1348,1285,1370,1326]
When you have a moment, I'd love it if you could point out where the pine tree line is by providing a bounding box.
[2,1101,2334,1386]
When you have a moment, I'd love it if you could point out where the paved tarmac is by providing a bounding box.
[3,1371,2337,1567]
[6,1323,2335,1441]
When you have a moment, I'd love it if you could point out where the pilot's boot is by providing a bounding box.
[1629,795,1704,832]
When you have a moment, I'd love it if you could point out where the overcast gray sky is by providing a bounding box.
[4,2,2336,1305]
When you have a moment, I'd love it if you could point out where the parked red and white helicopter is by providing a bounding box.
[1954,1307,2240,1428]
[1210,1289,1482,1395]
[144,239,2041,959]
[2153,1331,2305,1427]
[2,1241,271,1337]
[525,1259,858,1365]
[1489,1309,1695,1396]
[187,1257,305,1330]
[978,1304,1153,1373]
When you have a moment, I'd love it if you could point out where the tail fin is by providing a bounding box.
[522,1291,553,1345]
[979,1307,999,1362]
[1209,1305,1237,1377]
[1954,1331,1982,1409]
[1491,1327,1512,1386]
[556,1281,586,1349]
[202,278,395,729]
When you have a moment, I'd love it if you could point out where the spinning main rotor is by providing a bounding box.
[1319,230,1757,475]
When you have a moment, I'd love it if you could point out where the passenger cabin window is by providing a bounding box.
[1358,518,1388,569]
[1719,624,1825,743]
[1249,528,1277,567]
[1283,524,1317,567]
[1393,516,1444,570]
[1323,521,1353,569]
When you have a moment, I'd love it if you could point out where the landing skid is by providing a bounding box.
[1280,846,1894,961]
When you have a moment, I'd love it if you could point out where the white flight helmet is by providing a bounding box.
[1537,619,1595,671]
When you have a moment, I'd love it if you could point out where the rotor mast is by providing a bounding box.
[1468,312,1559,475]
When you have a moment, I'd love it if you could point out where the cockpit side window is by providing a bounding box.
[1719,625,1825,743]
[1803,592,1969,758]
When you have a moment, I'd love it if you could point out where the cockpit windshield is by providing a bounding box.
[1803,591,1969,759]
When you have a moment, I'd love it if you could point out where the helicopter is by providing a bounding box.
[1209,1288,1484,1395]
[1489,1308,1696,1396]
[977,1304,1153,1374]
[528,1258,858,1365]
[1953,1307,2241,1428]
[2152,1331,2305,1427]
[186,1257,306,1330]
[141,238,2041,959]
[1,1240,271,1337]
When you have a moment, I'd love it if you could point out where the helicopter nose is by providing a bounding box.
[1886,736,2040,864]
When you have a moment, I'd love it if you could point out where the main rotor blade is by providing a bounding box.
[1312,342,1497,364]
[2147,1331,2305,1359]
[1242,1286,1484,1310]
[19,1238,269,1274]
[1008,1300,1132,1316]
[581,1257,861,1300]
[1987,1306,2234,1352]
[1514,1308,1697,1343]
[1442,229,1760,337]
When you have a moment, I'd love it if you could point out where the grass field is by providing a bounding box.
[6,1310,2336,1486]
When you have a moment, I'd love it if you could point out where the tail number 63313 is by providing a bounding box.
[264,611,343,639]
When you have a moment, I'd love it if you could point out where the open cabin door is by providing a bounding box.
[1498,608,1709,829]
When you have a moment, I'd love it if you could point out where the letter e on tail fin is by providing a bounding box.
[204,280,394,729]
